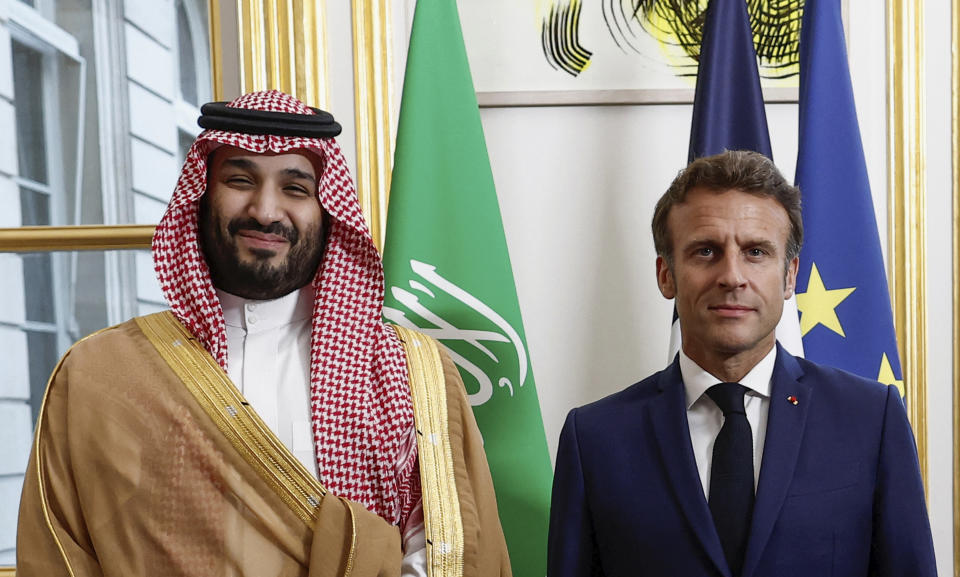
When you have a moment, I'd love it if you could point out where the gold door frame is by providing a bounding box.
[351,0,394,251]
[211,0,331,110]
[888,0,927,482]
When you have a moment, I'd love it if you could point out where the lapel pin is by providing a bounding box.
[787,395,799,406]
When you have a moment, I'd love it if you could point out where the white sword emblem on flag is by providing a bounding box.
[383,259,528,406]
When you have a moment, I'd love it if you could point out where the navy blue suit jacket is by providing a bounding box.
[548,345,936,577]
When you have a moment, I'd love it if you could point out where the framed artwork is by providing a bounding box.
[459,0,805,106]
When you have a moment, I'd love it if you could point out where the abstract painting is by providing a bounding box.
[541,0,801,80]
[458,0,808,104]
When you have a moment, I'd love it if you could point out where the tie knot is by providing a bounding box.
[706,382,747,415]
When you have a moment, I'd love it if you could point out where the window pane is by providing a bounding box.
[20,187,51,226]
[21,252,56,323]
[12,42,48,185]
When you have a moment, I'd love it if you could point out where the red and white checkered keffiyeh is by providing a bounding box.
[153,90,418,527]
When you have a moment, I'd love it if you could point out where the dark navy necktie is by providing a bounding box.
[706,382,754,576]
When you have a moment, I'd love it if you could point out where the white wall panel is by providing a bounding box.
[134,191,168,224]
[921,1,954,574]
[131,136,178,201]
[123,0,173,48]
[847,0,889,258]
[125,23,174,100]
[135,250,164,303]
[128,81,176,153]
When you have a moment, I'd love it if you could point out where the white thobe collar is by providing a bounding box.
[218,287,313,333]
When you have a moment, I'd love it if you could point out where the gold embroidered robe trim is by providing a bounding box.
[136,311,326,525]
[393,326,465,577]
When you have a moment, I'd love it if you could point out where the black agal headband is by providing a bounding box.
[198,102,342,138]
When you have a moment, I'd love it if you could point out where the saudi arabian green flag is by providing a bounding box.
[381,1,552,574]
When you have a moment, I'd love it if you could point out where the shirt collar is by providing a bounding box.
[217,286,314,333]
[680,345,777,409]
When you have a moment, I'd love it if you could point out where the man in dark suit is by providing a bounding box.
[547,150,936,577]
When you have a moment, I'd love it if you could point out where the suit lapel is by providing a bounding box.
[742,346,811,577]
[648,360,731,577]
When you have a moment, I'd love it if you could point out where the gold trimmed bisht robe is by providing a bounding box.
[16,313,511,577]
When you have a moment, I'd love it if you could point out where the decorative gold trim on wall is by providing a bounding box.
[297,0,330,109]
[0,226,155,252]
[238,1,266,93]
[210,0,329,108]
[352,0,394,252]
[209,0,223,100]
[887,0,927,483]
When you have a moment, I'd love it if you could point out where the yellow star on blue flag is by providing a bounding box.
[796,263,856,337]
[795,0,902,385]
[876,353,904,397]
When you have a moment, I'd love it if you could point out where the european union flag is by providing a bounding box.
[795,0,903,392]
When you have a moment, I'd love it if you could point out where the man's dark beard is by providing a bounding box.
[198,201,326,300]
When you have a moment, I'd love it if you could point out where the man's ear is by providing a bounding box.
[657,256,676,299]
[784,256,799,298]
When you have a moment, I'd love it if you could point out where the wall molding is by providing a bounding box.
[887,0,927,485]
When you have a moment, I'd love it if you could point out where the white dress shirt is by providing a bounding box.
[218,288,426,575]
[681,346,777,500]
